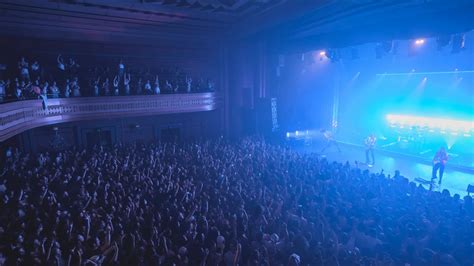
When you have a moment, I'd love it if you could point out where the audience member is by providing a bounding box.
[1,55,215,101]
[154,75,161,95]
[92,77,100,97]
[72,77,81,97]
[124,74,131,96]
[0,79,8,101]
[113,76,120,96]
[50,81,60,98]
[64,79,71,98]
[144,80,152,94]
[0,138,472,265]
[18,57,29,81]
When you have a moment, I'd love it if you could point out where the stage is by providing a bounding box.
[294,140,474,197]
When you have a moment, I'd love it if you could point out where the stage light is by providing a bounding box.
[415,39,425,45]
[318,50,328,61]
[385,114,474,134]
[375,41,394,59]
[295,130,299,136]
[377,70,474,76]
[326,49,341,62]
[452,34,465,53]
[436,35,451,50]
[286,132,290,138]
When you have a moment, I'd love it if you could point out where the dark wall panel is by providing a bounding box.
[18,111,221,152]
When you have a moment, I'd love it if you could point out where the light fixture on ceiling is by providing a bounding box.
[451,34,465,53]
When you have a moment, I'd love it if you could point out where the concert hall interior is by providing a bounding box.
[1,0,474,265]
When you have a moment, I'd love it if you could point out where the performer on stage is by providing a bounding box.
[432,147,448,185]
[320,128,341,153]
[365,133,376,167]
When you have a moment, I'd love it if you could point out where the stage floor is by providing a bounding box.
[296,142,474,197]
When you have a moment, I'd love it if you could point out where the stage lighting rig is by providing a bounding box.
[436,35,451,50]
[415,39,425,45]
[451,34,465,53]
[326,49,341,62]
[375,41,394,59]
[350,48,359,60]
[386,114,473,135]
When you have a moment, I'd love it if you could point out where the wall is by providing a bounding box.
[223,40,270,138]
[0,35,221,68]
[17,110,221,153]
[269,51,336,132]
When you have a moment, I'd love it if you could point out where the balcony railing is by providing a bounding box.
[0,92,220,142]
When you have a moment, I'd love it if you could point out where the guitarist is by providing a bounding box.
[365,134,376,167]
[320,129,341,153]
[432,147,448,185]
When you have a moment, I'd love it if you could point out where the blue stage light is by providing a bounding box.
[386,114,474,134]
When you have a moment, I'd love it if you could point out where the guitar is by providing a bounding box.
[433,159,447,165]
[365,136,376,148]
[323,130,334,141]
[433,151,448,165]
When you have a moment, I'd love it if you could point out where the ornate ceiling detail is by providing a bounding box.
[49,0,287,16]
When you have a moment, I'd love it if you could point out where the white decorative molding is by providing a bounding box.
[0,93,220,141]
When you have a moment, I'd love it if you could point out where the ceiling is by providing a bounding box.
[79,0,286,15]
[257,0,474,52]
[0,0,292,47]
[1,0,473,52]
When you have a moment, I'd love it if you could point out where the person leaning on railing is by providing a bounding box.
[0,79,8,102]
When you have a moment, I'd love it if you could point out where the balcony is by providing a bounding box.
[0,92,220,142]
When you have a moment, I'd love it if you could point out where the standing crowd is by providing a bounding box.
[0,138,473,265]
[0,55,216,102]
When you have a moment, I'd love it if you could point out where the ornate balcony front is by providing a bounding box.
[0,92,220,142]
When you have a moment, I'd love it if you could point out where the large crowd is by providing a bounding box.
[0,55,216,102]
[0,138,473,265]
